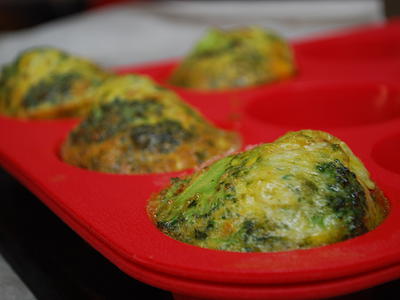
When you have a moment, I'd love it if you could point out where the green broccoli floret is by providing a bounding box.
[316,159,367,237]
[70,98,164,143]
[0,63,19,107]
[192,29,240,58]
[130,120,193,153]
[71,97,194,154]
[22,72,81,108]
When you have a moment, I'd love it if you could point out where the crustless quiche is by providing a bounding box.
[149,130,387,252]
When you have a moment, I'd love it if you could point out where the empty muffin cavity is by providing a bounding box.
[245,83,400,129]
[372,132,400,176]
[297,35,400,62]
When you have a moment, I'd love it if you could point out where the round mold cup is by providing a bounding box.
[244,82,400,130]
[371,131,400,186]
[296,33,400,63]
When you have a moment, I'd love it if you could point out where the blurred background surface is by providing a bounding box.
[0,0,396,67]
[0,1,399,299]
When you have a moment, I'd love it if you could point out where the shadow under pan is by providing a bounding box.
[0,168,172,300]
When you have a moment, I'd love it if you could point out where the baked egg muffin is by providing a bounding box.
[149,130,387,252]
[0,47,110,118]
[61,75,240,173]
[169,26,296,90]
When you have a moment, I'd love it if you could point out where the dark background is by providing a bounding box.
[0,168,173,300]
[0,0,129,31]
[0,0,399,31]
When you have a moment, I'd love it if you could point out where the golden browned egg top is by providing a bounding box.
[169,26,296,90]
[61,75,240,174]
[149,130,387,252]
[0,47,110,119]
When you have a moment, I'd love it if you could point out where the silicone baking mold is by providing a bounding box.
[1,20,400,300]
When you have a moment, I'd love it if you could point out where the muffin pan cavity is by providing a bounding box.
[1,20,400,300]
[245,82,400,129]
[372,132,400,177]
[296,33,400,62]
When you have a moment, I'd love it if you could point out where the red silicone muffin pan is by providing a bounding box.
[1,20,400,300]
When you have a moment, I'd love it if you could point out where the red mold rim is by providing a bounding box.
[115,258,400,300]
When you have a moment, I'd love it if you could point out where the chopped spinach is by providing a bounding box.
[130,119,193,153]
[316,159,367,237]
[70,98,164,143]
[23,73,81,108]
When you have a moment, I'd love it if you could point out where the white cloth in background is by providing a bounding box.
[0,0,384,68]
